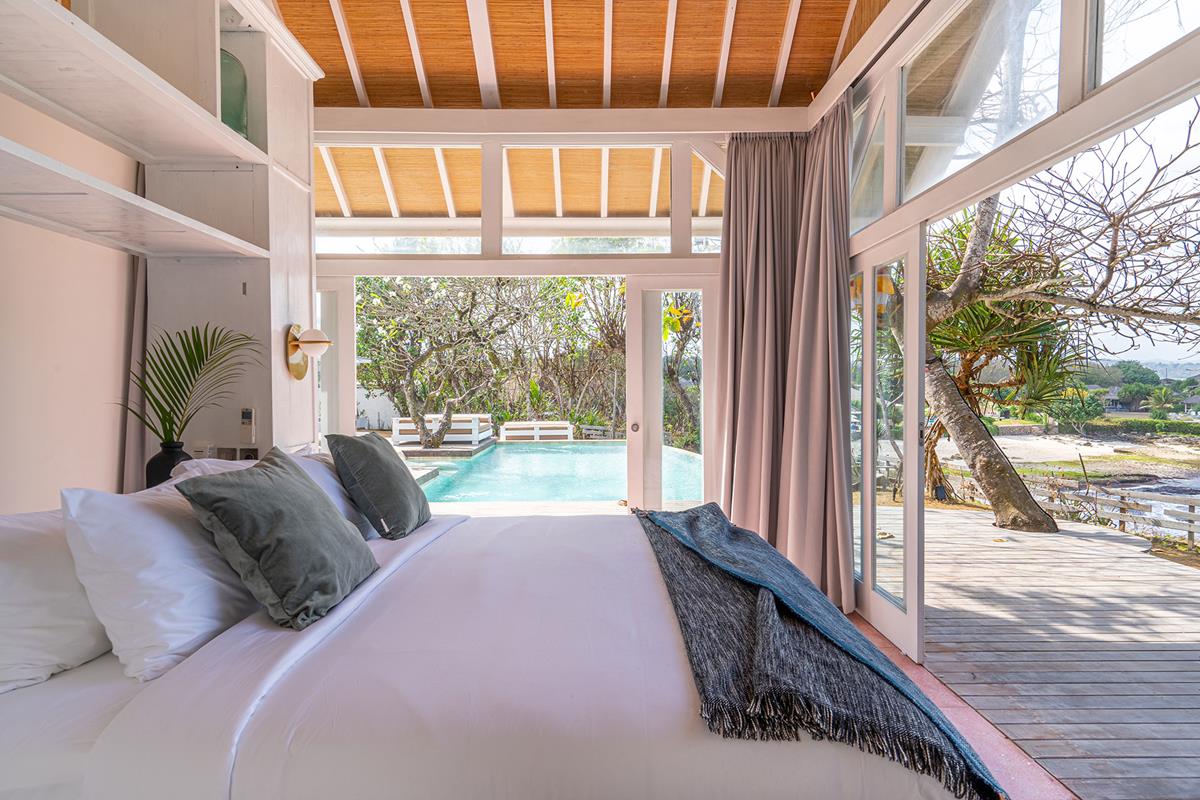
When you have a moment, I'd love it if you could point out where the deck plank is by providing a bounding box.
[924,508,1200,800]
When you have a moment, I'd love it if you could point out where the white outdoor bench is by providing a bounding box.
[392,414,494,445]
[499,420,574,442]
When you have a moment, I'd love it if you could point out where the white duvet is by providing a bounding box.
[84,514,954,800]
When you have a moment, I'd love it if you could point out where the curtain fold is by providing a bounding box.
[717,94,855,610]
[120,163,148,493]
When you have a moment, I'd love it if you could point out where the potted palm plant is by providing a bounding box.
[122,324,260,487]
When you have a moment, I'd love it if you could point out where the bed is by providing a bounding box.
[5,513,962,800]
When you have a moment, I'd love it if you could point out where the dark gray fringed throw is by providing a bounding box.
[636,503,1004,800]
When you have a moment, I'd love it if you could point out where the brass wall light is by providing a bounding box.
[286,324,332,380]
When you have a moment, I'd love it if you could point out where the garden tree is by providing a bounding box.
[1114,361,1161,386]
[1143,386,1180,419]
[1048,389,1105,435]
[662,292,702,451]
[1117,381,1155,410]
[921,96,1200,531]
[356,277,534,448]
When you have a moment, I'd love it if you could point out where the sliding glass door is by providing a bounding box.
[850,227,926,661]
[626,275,718,510]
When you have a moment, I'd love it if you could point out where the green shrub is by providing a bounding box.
[980,415,1000,435]
[1084,417,1200,436]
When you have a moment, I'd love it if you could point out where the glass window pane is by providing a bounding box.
[692,152,723,253]
[903,0,1061,198]
[851,102,885,232]
[1098,0,1200,84]
[873,260,905,605]
[662,291,703,508]
[850,274,865,578]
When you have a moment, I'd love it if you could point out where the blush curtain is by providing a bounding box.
[120,163,148,493]
[716,94,854,611]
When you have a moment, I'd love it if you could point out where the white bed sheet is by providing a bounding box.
[0,655,140,800]
[85,513,955,800]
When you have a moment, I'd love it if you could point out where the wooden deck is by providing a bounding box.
[925,508,1200,800]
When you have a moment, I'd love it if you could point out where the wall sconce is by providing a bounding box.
[286,324,332,380]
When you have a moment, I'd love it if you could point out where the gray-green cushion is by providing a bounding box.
[176,447,379,630]
[325,432,431,539]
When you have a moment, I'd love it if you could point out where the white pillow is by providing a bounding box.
[61,487,259,681]
[0,510,111,694]
[170,458,255,479]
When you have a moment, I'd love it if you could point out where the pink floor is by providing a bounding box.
[851,615,1077,800]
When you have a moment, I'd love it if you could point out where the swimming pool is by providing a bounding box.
[419,441,702,502]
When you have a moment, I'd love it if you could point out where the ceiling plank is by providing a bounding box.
[465,0,501,108]
[442,147,483,216]
[406,0,482,107]
[602,0,613,107]
[608,0,667,108]
[777,0,849,107]
[545,0,558,108]
[770,0,803,106]
[600,145,609,217]
[668,0,725,108]
[312,146,343,216]
[319,145,352,217]
[276,0,356,106]
[341,0,422,106]
[711,0,738,107]
[658,0,677,107]
[328,0,369,107]
[488,0,550,108]
[398,0,433,107]
[830,0,859,76]
[382,148,450,216]
[373,146,399,216]
[434,146,458,217]
[551,0,605,108]
[560,147,602,215]
[723,0,793,107]
[331,147,391,215]
[649,145,662,216]
[507,147,556,216]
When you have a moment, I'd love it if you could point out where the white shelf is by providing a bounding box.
[0,0,267,165]
[0,135,269,258]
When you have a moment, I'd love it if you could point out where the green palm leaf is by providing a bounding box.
[121,324,260,443]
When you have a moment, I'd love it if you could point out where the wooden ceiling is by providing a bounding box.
[314,145,725,219]
[278,0,894,110]
[290,0,892,224]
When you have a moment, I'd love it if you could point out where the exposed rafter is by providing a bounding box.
[658,0,678,108]
[711,0,738,108]
[602,0,613,108]
[830,0,859,77]
[544,0,557,108]
[373,146,399,217]
[691,139,726,178]
[552,147,564,217]
[648,146,663,217]
[600,146,609,218]
[769,0,803,107]
[502,148,514,217]
[698,162,712,217]
[433,146,457,217]
[398,0,432,108]
[327,0,368,107]
[465,0,501,109]
[319,145,352,217]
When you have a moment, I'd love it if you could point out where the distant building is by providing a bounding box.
[1100,387,1130,411]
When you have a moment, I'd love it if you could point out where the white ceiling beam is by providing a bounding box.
[552,147,563,217]
[316,106,809,144]
[433,146,457,218]
[398,0,432,108]
[316,215,719,236]
[658,0,678,107]
[690,138,726,178]
[711,0,738,108]
[465,0,501,109]
[544,0,557,108]
[829,0,859,78]
[502,148,514,217]
[648,146,662,217]
[602,0,613,108]
[600,145,609,218]
[373,146,399,217]
[328,0,369,107]
[319,145,352,218]
[769,0,803,107]
[316,254,721,278]
[698,162,712,217]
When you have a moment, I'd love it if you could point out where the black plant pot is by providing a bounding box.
[146,442,193,488]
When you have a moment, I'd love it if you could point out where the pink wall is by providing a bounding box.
[0,95,138,513]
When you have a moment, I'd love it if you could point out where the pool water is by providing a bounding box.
[419,441,702,502]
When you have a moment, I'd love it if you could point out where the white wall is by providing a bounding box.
[0,95,138,513]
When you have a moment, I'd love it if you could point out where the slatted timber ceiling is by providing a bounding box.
[314,145,724,220]
[276,0,895,109]
[284,0,891,224]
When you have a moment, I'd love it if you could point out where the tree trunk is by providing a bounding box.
[925,344,1058,532]
[400,383,436,449]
